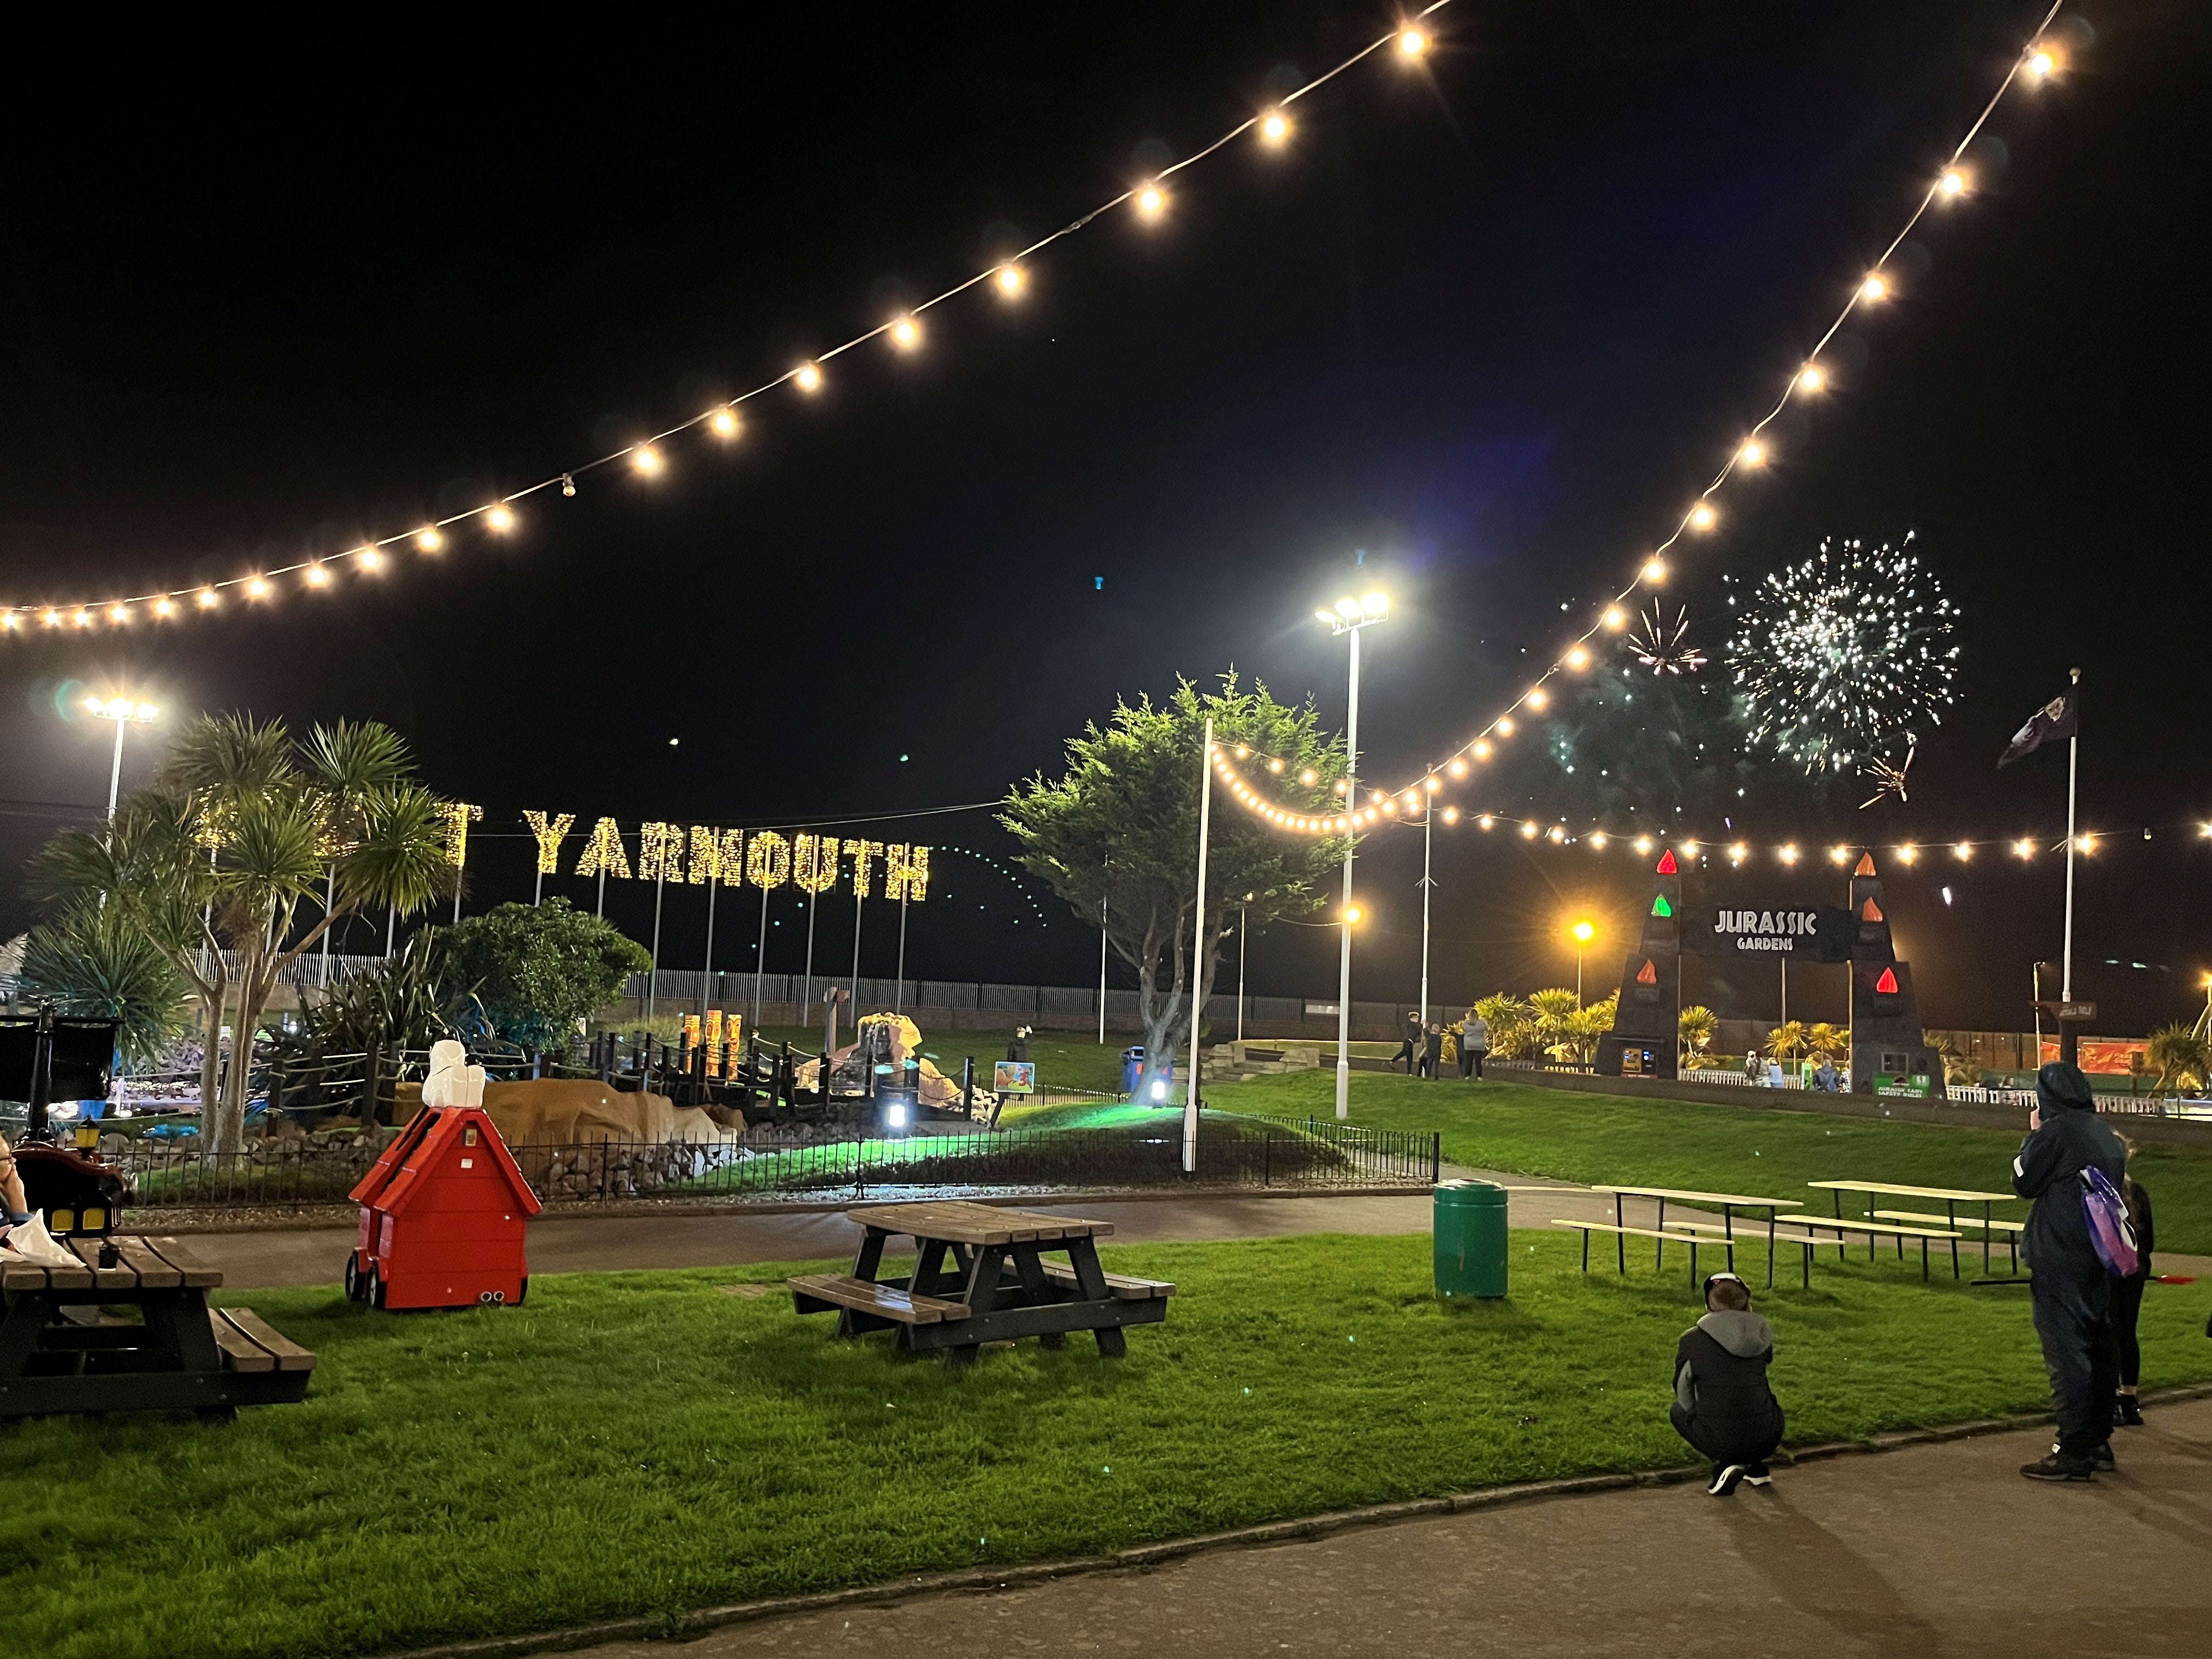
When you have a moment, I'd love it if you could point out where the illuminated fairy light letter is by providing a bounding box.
[637,822,685,883]
[746,831,792,890]
[572,817,633,881]
[848,839,887,898]
[523,811,575,874]
[885,843,930,901]
[793,834,842,894]
[687,825,744,885]
[443,803,483,873]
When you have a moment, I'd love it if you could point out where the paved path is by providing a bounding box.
[570,1397,2212,1659]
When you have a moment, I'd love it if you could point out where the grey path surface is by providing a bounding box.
[568,1398,2212,1659]
[185,1174,1612,1290]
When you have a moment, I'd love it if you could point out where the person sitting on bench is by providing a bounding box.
[1670,1272,1785,1496]
[0,1133,30,1228]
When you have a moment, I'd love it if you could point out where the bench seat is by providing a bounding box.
[1793,1216,1960,1240]
[1040,1262,1175,1300]
[789,1273,970,1325]
[1873,1209,2024,1233]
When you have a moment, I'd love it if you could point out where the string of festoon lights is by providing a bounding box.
[1222,1,2078,838]
[0,6,1461,633]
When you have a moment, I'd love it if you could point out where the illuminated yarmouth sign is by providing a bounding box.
[1681,905,1854,962]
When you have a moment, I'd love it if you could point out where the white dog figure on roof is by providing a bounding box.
[421,1039,487,1111]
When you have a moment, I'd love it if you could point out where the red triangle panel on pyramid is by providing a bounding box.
[1874,967,1899,995]
[1636,959,1658,985]
[1655,850,1678,875]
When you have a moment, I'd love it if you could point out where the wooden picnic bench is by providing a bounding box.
[792,1200,1172,1367]
[1589,1186,1803,1286]
[0,1234,317,1418]
[1785,1215,1962,1282]
[1807,1181,2022,1279]
[1553,1218,1822,1291]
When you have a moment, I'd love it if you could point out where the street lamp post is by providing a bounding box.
[86,696,159,825]
[1316,591,1389,1120]
[1237,893,1254,1043]
[1571,919,1596,1006]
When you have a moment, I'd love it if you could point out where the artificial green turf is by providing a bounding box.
[1201,1070,2212,1255]
[8,1233,2210,1659]
[749,1023,1131,1096]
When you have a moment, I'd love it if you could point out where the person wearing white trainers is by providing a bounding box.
[1670,1273,1785,1496]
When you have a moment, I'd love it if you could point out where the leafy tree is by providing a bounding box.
[1472,994,1534,1060]
[1527,989,1583,1062]
[2145,1023,2211,1097]
[1561,994,1619,1064]
[1764,1020,1807,1062]
[1678,1004,1719,1069]
[27,714,453,1152]
[17,901,195,1070]
[285,930,466,1059]
[1804,1022,1851,1065]
[442,899,651,1053]
[1002,675,1347,1097]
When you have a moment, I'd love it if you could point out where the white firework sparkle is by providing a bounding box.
[1726,534,1959,775]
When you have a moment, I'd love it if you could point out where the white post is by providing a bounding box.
[1097,894,1108,1046]
[2061,667,2081,1006]
[895,895,909,1017]
[534,868,544,906]
[384,908,395,959]
[849,893,865,1007]
[322,870,334,966]
[1419,804,1434,1027]
[1237,906,1248,1042]
[647,870,665,1020]
[1184,716,1214,1175]
[1335,627,1362,1121]
[803,888,818,1014]
[105,716,128,821]
[596,867,607,919]
[752,886,769,1032]
[1780,956,1788,1026]
[702,878,718,1017]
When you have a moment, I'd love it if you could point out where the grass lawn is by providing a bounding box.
[1201,1070,2212,1256]
[748,1023,1131,1097]
[10,1234,2211,1659]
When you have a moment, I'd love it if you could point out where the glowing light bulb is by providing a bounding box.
[0,614,17,630]
[1360,591,1389,618]
[630,447,663,477]
[1380,799,1397,815]
[1520,821,1538,839]
[1798,364,1826,392]
[1939,167,1968,198]
[995,264,1026,297]
[1565,645,1590,670]
[794,362,823,392]
[1642,557,1667,583]
[1335,597,1362,619]
[1478,815,1494,831]
[890,316,920,349]
[1589,831,1607,849]
[1136,185,1165,218]
[417,526,445,551]
[1548,826,1566,844]
[1300,768,1317,786]
[1729,842,1748,862]
[2026,47,2056,78]
[40,610,59,627]
[2076,834,2097,854]
[1678,843,1698,863]
[1447,758,1466,778]
[1737,439,1767,467]
[1442,806,1459,825]
[1860,273,1888,302]
[1472,741,1492,761]
[196,588,219,609]
[153,598,174,618]
[1897,844,1918,865]
[1602,606,1626,629]
[486,505,516,533]
[1260,111,1290,144]
[72,609,92,627]
[1333,778,1349,795]
[1828,845,1850,865]
[1344,904,1363,925]
[1525,688,1548,712]
[1397,27,1428,57]
[1779,844,1799,864]
[358,547,383,572]
[1688,503,1717,531]
[1953,842,1973,860]
[246,577,269,600]
[1233,745,1249,759]
[304,564,329,587]
[1268,758,1284,774]
[2013,838,2035,859]
[1496,718,1515,737]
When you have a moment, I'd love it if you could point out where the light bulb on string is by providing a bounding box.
[196,588,219,610]
[304,565,329,588]
[1737,439,1767,467]
[1442,806,1459,825]
[708,408,741,439]
[560,473,577,497]
[1897,844,1918,865]
[1829,845,1850,865]
[1642,557,1667,583]
[1779,844,1799,865]
[1447,758,1466,778]
[358,547,383,572]
[794,363,823,392]
[1495,718,1515,737]
[416,526,445,551]
[1798,364,1826,392]
[1260,110,1290,144]
[1136,184,1166,218]
[246,577,270,600]
[1860,273,1888,302]
[153,599,174,618]
[1299,768,1317,786]
[1589,831,1607,849]
[1478,815,1494,831]
[1954,842,1973,861]
[1602,606,1626,629]
[108,605,129,624]
[72,609,92,627]
[1688,503,1717,531]
[2013,838,2035,859]
[995,264,1026,298]
[1940,167,1970,198]
[2026,46,2059,79]
[1520,821,1538,839]
[890,316,921,349]
[1473,740,1492,760]
[1565,645,1590,670]
[486,505,517,533]
[1526,687,1549,711]
[1397,27,1429,57]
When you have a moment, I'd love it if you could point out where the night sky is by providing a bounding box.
[2,3,2205,1036]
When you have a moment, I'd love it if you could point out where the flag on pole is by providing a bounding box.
[1997,689,2078,768]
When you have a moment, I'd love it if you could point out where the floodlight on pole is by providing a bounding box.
[1570,918,1597,1005]
[1321,588,1387,1120]
[85,695,159,822]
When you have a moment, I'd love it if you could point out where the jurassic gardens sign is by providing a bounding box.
[1679,905,1854,963]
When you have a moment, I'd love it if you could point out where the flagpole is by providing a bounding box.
[2059,666,2081,1062]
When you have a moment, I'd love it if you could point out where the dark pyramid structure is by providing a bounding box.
[1596,849,1681,1079]
[1846,853,1945,1096]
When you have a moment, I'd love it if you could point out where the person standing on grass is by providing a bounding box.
[2014,1060,2127,1482]
[1420,1023,1443,1080]
[2112,1136,2155,1429]
[1394,1010,1421,1074]
[1459,1010,1488,1079]
[1670,1272,1785,1496]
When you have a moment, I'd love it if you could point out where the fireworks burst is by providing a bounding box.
[1632,603,1706,675]
[1858,744,1915,810]
[1726,534,1959,776]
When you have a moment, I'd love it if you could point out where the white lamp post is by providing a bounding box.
[1315,591,1388,1120]
[85,696,159,823]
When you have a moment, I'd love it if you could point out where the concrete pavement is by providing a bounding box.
[560,1397,2212,1659]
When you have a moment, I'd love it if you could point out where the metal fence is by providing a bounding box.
[109,1113,1439,1214]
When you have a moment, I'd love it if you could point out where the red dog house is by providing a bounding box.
[346,1105,542,1310]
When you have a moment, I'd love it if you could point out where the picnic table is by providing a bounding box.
[790,1200,1171,1367]
[0,1235,317,1419]
[1807,1182,2022,1279]
[1589,1186,1804,1287]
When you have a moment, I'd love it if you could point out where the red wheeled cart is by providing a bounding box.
[345,1104,542,1310]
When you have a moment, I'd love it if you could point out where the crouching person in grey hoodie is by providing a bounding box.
[1670,1272,1785,1496]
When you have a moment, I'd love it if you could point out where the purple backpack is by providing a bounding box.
[2080,1166,2141,1278]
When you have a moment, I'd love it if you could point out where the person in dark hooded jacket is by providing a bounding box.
[1669,1272,1785,1496]
[2012,1060,2127,1481]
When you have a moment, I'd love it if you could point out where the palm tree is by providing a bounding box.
[1804,1023,1851,1066]
[1678,1005,1719,1069]
[1528,988,1582,1063]
[29,715,453,1152]
[18,900,195,1069]
[1473,993,1533,1060]
[1764,1020,1808,1062]
[2145,1023,2211,1097]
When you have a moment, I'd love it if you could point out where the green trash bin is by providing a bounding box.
[1434,1178,1508,1299]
